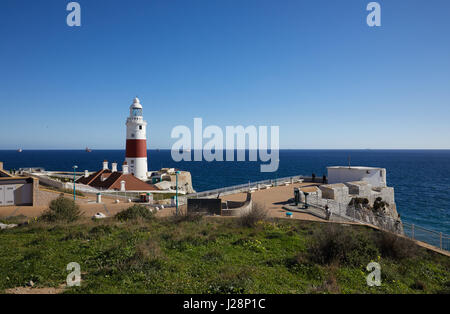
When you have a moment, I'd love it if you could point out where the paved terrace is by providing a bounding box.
[221,182,325,221]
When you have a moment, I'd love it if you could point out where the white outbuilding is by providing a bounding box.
[327,166,387,188]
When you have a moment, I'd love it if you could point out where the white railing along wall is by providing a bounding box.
[189,175,307,198]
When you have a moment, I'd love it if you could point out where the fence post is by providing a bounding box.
[412,224,415,240]
[440,232,443,250]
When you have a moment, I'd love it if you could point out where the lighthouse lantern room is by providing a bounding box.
[125,97,148,180]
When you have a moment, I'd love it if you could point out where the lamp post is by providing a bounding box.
[73,165,78,201]
[175,171,180,216]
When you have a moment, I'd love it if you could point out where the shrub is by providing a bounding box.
[238,203,268,227]
[308,224,379,266]
[349,197,369,207]
[375,231,421,260]
[115,204,154,221]
[373,197,388,212]
[39,194,82,222]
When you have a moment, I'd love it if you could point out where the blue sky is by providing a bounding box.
[0,0,449,149]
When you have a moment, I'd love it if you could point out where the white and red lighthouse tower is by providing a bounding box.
[125,97,148,180]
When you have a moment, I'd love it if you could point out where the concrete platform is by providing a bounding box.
[221,182,325,222]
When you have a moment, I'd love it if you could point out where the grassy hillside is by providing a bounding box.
[0,212,449,294]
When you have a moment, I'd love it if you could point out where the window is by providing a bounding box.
[131,133,135,138]
[139,126,142,130]
[131,160,134,164]
[132,108,142,116]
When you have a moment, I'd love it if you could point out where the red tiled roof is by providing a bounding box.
[108,174,159,191]
[76,169,111,185]
[76,169,158,191]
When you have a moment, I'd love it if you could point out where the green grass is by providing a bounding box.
[0,216,448,294]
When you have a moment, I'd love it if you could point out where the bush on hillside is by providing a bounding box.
[39,194,82,222]
[238,203,268,228]
[375,231,421,260]
[308,224,378,266]
[115,204,154,221]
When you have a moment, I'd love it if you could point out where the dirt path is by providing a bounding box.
[5,286,65,294]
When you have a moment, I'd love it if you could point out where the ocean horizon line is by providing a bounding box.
[1,148,450,151]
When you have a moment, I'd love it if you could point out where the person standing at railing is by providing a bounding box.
[325,205,331,220]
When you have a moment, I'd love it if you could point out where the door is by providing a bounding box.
[4,185,15,206]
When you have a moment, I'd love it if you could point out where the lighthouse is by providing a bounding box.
[125,97,148,180]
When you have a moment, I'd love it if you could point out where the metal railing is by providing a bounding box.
[305,193,449,252]
[188,175,306,198]
[402,223,450,252]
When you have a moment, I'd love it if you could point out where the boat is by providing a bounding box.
[17,148,22,153]
[85,147,92,152]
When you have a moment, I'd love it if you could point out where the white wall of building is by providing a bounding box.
[327,166,387,188]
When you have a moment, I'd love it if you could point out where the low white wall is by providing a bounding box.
[23,172,69,190]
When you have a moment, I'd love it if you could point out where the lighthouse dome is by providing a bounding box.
[130,97,143,109]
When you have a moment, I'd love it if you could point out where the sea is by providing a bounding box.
[0,149,449,235]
